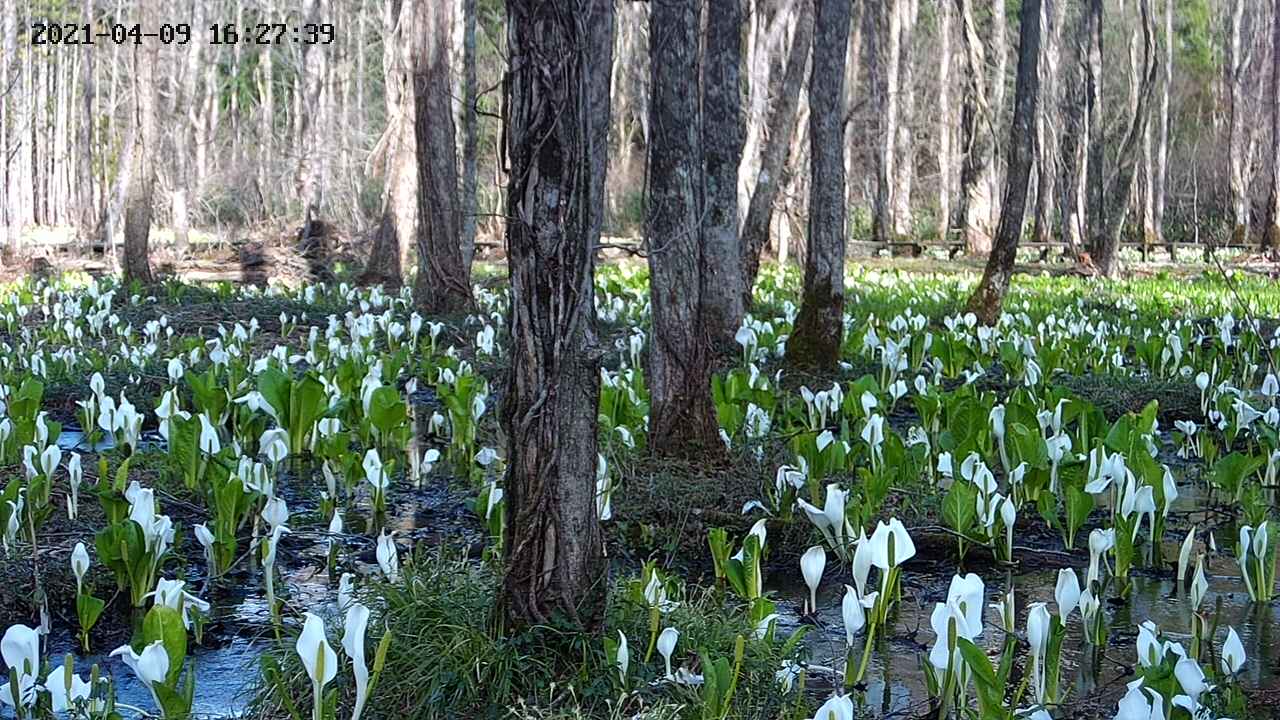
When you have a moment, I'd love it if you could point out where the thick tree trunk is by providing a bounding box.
[785,0,850,370]
[122,4,158,285]
[952,0,995,254]
[967,0,1042,323]
[1267,0,1280,258]
[701,0,745,350]
[740,2,813,307]
[501,0,611,631]
[647,0,721,458]
[413,0,473,314]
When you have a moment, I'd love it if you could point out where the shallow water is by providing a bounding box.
[771,544,1280,717]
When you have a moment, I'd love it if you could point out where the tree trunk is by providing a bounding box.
[872,0,902,246]
[1084,0,1105,260]
[122,1,158,285]
[952,0,995,254]
[1226,0,1251,247]
[740,2,813,307]
[891,0,919,242]
[937,0,954,245]
[500,0,612,632]
[1155,0,1173,256]
[413,0,473,314]
[1031,0,1064,248]
[785,0,850,370]
[361,0,413,287]
[295,0,328,215]
[967,0,1042,323]
[647,0,721,458]
[701,0,745,350]
[460,0,478,269]
[1266,0,1280,258]
[1094,0,1157,277]
[77,0,97,247]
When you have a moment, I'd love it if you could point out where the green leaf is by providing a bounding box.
[142,605,188,686]
[941,482,977,536]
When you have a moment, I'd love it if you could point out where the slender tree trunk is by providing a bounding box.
[739,0,786,228]
[501,0,612,632]
[296,0,328,215]
[1094,0,1158,277]
[362,0,412,287]
[78,0,97,246]
[1031,0,1064,248]
[460,0,478,268]
[1084,0,1104,261]
[785,0,850,370]
[967,0,1042,323]
[647,0,720,458]
[892,0,919,242]
[937,0,954,244]
[1266,0,1280,258]
[1226,0,1251,247]
[122,0,158,284]
[952,0,995,254]
[872,0,902,245]
[740,2,813,306]
[701,0,745,350]
[986,0,1009,231]
[0,0,10,252]
[1155,0,1172,256]
[413,0,472,313]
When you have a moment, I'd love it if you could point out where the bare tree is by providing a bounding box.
[122,2,159,285]
[1154,0,1173,256]
[414,0,473,313]
[647,0,721,458]
[785,0,850,370]
[701,0,745,350]
[741,2,813,306]
[1031,0,1065,248]
[967,0,1042,323]
[501,0,612,631]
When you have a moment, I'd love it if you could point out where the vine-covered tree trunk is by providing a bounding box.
[122,3,157,285]
[966,0,1042,324]
[413,0,472,313]
[647,0,721,458]
[701,0,745,351]
[740,1,813,307]
[1264,0,1279,258]
[785,0,850,370]
[500,0,612,631]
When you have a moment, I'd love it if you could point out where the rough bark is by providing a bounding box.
[871,0,903,245]
[701,0,745,351]
[413,0,473,313]
[501,0,611,631]
[740,2,813,307]
[1267,0,1280,258]
[952,0,995,254]
[967,0,1042,323]
[295,0,328,215]
[122,2,158,285]
[647,0,721,458]
[785,0,850,371]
